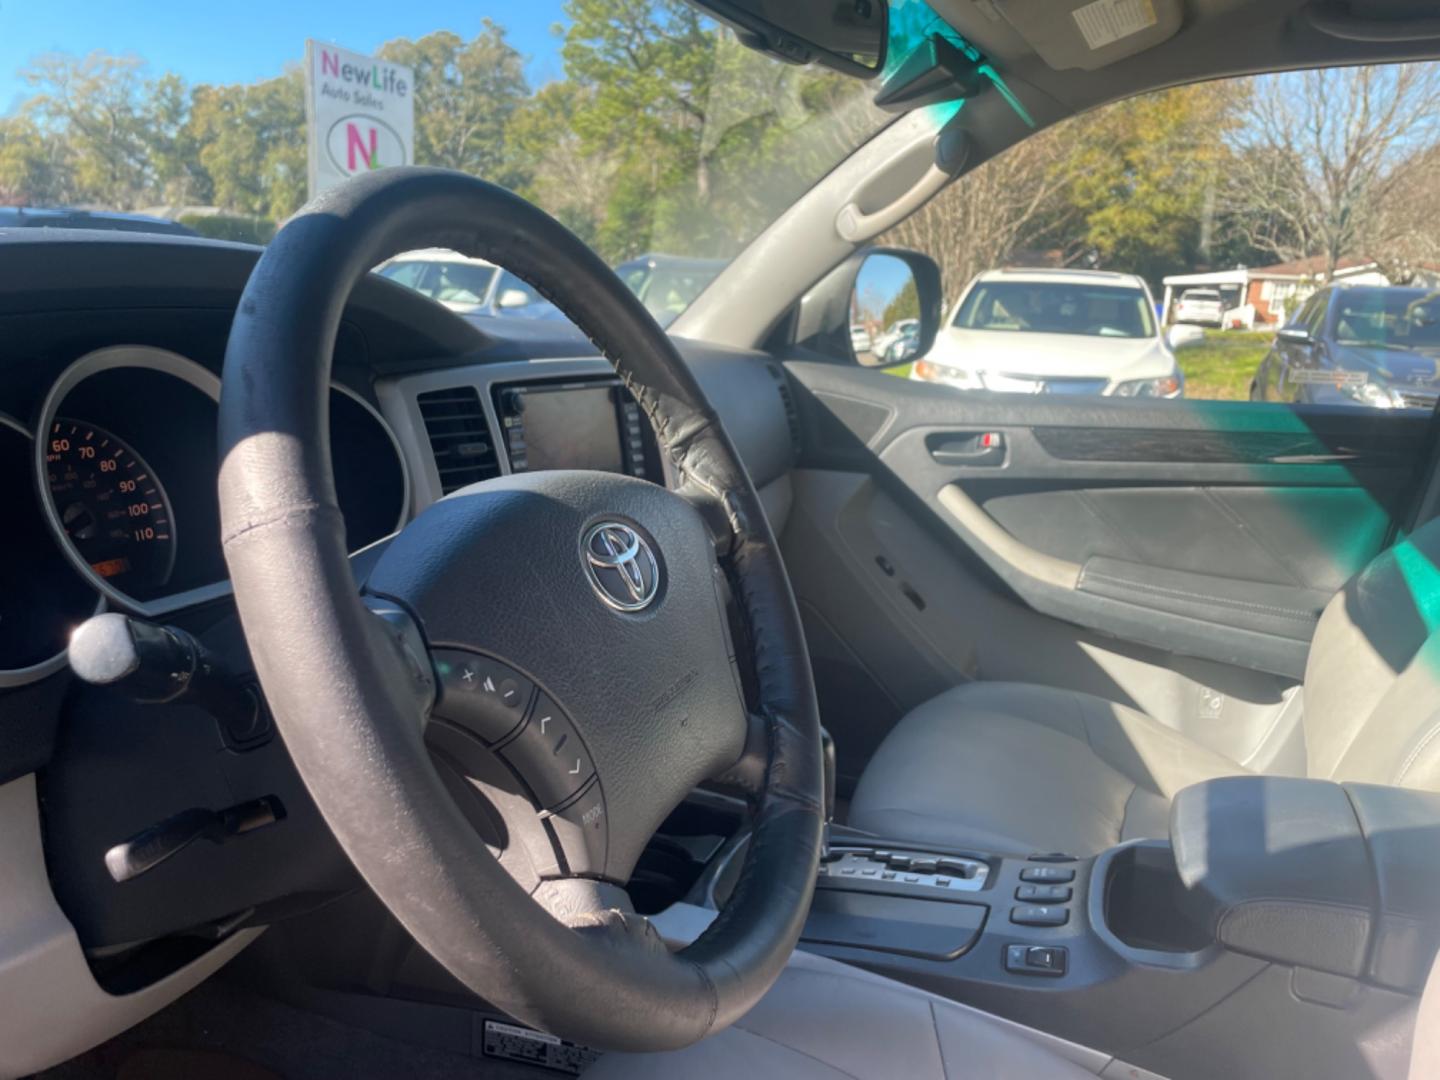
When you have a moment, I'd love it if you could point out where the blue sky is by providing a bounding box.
[0,0,571,115]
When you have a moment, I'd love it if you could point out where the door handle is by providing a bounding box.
[930,432,1005,466]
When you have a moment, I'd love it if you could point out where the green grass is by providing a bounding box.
[1175,330,1273,401]
[883,330,1273,400]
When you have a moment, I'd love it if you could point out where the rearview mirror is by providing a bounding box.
[1277,325,1313,345]
[688,0,888,79]
[497,288,532,309]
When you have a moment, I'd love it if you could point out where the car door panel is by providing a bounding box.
[785,359,1427,682]
[782,467,1305,792]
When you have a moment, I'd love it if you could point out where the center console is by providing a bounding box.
[683,775,1440,1080]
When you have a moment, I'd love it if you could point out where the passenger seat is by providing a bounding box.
[848,519,1440,855]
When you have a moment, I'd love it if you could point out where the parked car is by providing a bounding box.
[1173,287,1226,326]
[375,248,565,320]
[1251,284,1440,409]
[911,268,1183,397]
[615,253,726,327]
[849,322,873,355]
[873,317,920,362]
[0,206,197,236]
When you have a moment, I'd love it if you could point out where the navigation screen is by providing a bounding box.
[520,385,625,473]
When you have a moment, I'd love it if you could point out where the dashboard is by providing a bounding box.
[0,226,805,1077]
[0,227,799,1070]
[1,343,409,684]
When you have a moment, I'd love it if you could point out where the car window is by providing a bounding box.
[1335,289,1440,349]
[887,59,1440,408]
[1287,293,1320,333]
[953,282,1155,339]
[378,261,429,290]
[431,263,497,307]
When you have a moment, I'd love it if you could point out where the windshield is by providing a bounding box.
[1334,290,1440,350]
[953,280,1158,339]
[0,3,889,322]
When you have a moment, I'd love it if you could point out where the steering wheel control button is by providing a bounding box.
[543,780,608,877]
[1019,865,1075,884]
[1011,904,1069,927]
[500,693,595,808]
[1004,943,1068,977]
[582,521,660,612]
[433,649,534,744]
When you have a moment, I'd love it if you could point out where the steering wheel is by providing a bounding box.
[216,168,824,1052]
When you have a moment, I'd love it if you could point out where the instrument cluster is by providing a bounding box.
[1,345,410,684]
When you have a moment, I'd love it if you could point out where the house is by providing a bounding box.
[1161,256,1390,328]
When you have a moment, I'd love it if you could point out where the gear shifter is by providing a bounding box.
[68,612,271,747]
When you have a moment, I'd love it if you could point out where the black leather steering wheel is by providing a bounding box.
[217,167,824,1051]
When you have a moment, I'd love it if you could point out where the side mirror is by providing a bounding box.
[497,288,532,310]
[791,247,944,368]
[1277,325,1313,345]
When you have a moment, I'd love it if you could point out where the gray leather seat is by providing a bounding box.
[849,520,1440,856]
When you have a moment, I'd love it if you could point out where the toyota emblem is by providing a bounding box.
[582,521,660,612]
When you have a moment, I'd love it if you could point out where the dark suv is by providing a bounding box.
[1251,284,1440,409]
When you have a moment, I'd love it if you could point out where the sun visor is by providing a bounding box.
[993,0,1183,71]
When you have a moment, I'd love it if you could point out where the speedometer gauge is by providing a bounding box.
[45,419,177,595]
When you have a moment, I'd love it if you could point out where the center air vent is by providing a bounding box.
[416,385,500,494]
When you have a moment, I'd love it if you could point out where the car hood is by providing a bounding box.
[1334,343,1440,385]
[929,328,1174,381]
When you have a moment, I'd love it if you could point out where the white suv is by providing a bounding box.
[911,268,1183,398]
[1173,287,1226,326]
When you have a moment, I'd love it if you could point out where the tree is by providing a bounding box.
[547,0,876,262]
[1219,64,1440,279]
[0,114,73,205]
[378,22,530,187]
[1062,81,1240,281]
[883,119,1091,302]
[186,70,306,221]
[508,81,617,249]
[18,52,156,209]
[883,278,919,326]
[884,82,1240,300]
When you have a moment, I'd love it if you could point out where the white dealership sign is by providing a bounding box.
[304,40,414,199]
